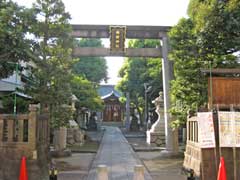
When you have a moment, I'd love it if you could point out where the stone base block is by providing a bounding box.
[146,131,165,147]
[159,150,183,158]
[50,148,72,158]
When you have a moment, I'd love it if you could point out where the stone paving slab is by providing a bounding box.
[87,127,152,180]
[58,171,87,180]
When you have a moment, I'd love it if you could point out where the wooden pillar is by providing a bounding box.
[161,36,178,153]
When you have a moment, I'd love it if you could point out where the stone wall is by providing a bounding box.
[0,105,49,180]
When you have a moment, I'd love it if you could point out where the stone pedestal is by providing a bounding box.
[147,92,165,146]
[53,127,67,151]
[146,119,165,146]
[147,131,165,146]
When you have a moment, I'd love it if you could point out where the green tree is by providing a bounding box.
[188,0,240,63]
[169,18,207,127]
[198,1,240,63]
[1,95,30,113]
[169,0,240,127]
[71,76,103,111]
[73,38,108,83]
[30,0,73,128]
[0,0,35,78]
[117,39,162,124]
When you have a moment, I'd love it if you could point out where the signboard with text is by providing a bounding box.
[198,112,216,148]
[218,112,240,147]
[234,112,240,147]
[218,112,235,147]
[110,26,126,53]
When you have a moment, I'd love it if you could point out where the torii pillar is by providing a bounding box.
[161,36,179,154]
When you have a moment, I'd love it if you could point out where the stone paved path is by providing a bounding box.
[87,126,152,180]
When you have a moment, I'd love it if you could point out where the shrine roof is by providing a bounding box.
[101,91,121,100]
[98,85,122,99]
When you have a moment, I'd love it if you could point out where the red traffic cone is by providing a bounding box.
[19,156,28,180]
[217,157,227,180]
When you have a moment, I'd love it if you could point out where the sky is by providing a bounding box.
[15,0,190,84]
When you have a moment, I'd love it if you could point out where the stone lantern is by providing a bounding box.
[146,91,165,146]
[71,94,79,111]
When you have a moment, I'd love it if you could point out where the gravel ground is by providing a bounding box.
[54,153,95,180]
[137,151,186,180]
[53,130,104,180]
[124,130,187,180]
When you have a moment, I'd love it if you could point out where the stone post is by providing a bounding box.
[161,36,178,153]
[97,165,108,180]
[0,116,3,142]
[125,92,130,130]
[133,165,144,180]
[28,104,38,152]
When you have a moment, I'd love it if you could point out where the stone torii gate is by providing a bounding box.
[71,24,178,154]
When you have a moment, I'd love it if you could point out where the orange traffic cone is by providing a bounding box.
[19,156,28,180]
[217,157,227,180]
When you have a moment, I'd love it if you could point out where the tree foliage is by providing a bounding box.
[71,38,107,110]
[71,76,103,111]
[73,39,108,83]
[169,18,207,127]
[117,39,162,123]
[0,0,36,78]
[0,1,104,127]
[169,0,240,127]
[1,95,30,113]
[189,0,240,56]
[30,0,73,128]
